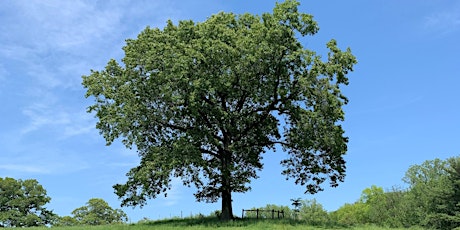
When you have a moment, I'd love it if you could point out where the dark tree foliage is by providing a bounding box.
[82,0,356,220]
[402,157,459,228]
[0,177,55,227]
[425,157,460,229]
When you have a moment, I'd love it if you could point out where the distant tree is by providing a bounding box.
[424,156,460,229]
[299,199,329,225]
[332,186,386,226]
[82,0,356,221]
[55,216,78,226]
[71,198,127,225]
[331,202,368,226]
[0,177,55,227]
[376,187,415,227]
[403,158,452,226]
[359,185,384,204]
[361,186,414,227]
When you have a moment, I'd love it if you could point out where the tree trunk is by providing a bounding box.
[221,187,233,221]
[220,146,233,221]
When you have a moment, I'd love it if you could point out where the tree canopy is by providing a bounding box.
[0,177,55,227]
[403,157,460,228]
[82,0,356,220]
[71,198,127,225]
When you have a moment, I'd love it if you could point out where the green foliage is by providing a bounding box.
[403,158,451,224]
[333,186,411,227]
[364,186,416,227]
[359,185,384,204]
[55,215,78,226]
[402,157,460,228]
[423,157,460,229]
[0,177,55,227]
[298,199,330,226]
[82,0,355,220]
[331,202,369,226]
[443,157,460,228]
[71,198,127,225]
[331,156,460,229]
[212,210,222,219]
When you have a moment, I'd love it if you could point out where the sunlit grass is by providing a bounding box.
[28,218,425,230]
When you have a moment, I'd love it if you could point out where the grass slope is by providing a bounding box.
[31,218,425,230]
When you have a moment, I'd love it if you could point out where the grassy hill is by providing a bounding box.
[30,217,424,230]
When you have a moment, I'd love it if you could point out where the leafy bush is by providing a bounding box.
[331,202,368,226]
[299,199,330,226]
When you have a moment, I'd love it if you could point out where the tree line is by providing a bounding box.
[234,156,460,229]
[332,155,460,229]
[0,177,126,227]
[2,155,458,228]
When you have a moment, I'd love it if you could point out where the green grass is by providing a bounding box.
[29,218,425,230]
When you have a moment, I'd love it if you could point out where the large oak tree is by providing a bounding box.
[83,0,356,220]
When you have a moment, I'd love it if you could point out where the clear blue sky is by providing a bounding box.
[1,0,459,222]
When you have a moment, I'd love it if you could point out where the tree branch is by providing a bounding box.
[199,147,220,158]
[201,95,216,107]
[235,64,284,142]
[197,110,224,143]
